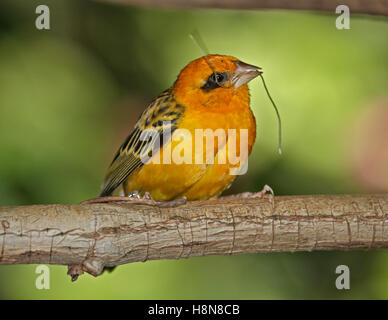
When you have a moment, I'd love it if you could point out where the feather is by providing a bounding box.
[99,89,184,197]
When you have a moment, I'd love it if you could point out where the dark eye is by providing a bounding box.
[201,72,227,91]
[215,73,224,83]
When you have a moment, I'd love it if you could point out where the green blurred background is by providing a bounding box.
[0,0,387,299]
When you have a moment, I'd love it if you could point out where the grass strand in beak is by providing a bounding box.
[259,74,282,154]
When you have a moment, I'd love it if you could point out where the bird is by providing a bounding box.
[86,54,274,206]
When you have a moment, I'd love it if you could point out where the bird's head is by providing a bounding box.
[173,54,261,110]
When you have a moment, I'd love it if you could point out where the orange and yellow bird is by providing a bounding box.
[92,54,273,206]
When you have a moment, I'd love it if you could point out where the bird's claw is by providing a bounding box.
[218,184,275,207]
[250,184,275,207]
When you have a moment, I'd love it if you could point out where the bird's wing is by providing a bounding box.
[99,89,185,197]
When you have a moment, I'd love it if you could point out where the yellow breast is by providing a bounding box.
[124,84,256,201]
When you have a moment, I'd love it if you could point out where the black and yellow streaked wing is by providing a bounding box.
[99,89,185,197]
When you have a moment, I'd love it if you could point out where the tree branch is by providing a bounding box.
[103,0,388,16]
[0,194,387,280]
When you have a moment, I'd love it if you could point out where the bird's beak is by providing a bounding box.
[231,61,262,88]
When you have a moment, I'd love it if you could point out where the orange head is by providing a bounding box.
[173,54,261,110]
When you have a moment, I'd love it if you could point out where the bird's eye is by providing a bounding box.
[210,73,224,84]
[215,73,224,83]
[201,72,228,91]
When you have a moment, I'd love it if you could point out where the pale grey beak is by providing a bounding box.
[232,61,262,88]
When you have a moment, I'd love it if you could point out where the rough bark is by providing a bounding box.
[0,194,387,280]
[102,0,388,16]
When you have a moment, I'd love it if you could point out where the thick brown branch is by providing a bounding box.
[0,194,387,280]
[102,0,388,16]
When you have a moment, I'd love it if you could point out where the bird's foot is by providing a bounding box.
[218,184,275,206]
[81,192,187,208]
